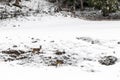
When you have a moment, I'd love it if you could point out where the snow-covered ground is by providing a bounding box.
[0,14,120,80]
[0,0,120,80]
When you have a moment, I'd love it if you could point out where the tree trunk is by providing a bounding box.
[73,0,76,16]
[80,0,84,10]
[56,0,61,11]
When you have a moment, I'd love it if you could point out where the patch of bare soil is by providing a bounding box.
[0,37,118,67]
[0,46,78,67]
[2,49,27,61]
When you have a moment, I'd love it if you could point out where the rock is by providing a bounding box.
[98,56,118,66]
[55,50,65,55]
[117,42,120,44]
[13,45,17,48]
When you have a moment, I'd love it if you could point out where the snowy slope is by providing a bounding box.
[0,0,120,80]
[0,62,120,80]
[0,15,120,80]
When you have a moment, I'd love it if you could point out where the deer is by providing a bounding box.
[31,45,42,54]
[50,59,64,67]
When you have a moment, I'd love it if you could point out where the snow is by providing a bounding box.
[0,14,120,80]
[0,0,120,80]
[0,62,120,80]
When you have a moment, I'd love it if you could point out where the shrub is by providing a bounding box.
[88,0,119,16]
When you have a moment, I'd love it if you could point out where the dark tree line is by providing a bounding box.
[48,0,85,11]
[48,0,120,16]
[0,0,119,16]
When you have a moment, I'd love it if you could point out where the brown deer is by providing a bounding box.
[31,45,42,54]
[50,59,64,67]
